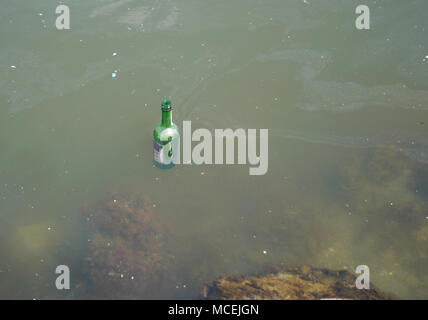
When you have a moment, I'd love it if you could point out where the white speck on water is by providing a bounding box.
[10,65,16,69]
[112,72,117,78]
[112,52,118,56]
[263,250,267,254]
[47,227,51,231]
[113,199,117,203]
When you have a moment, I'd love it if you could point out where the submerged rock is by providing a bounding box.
[81,192,174,299]
[203,264,394,300]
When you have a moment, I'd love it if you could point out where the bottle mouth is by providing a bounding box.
[161,99,172,111]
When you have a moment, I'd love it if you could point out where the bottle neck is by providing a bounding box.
[161,110,172,127]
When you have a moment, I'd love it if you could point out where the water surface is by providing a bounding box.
[1,0,428,299]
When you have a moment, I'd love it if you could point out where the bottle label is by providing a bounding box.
[153,140,174,165]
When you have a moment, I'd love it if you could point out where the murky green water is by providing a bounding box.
[1,0,428,299]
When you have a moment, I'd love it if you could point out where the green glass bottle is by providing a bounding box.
[153,99,179,168]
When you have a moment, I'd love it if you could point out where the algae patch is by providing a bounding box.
[81,192,175,299]
[204,264,394,300]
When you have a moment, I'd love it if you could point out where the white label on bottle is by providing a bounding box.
[154,140,174,165]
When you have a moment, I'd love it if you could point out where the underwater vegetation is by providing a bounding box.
[74,147,427,299]
[339,148,428,298]
[81,192,175,299]
[340,147,428,253]
[203,264,394,300]
[226,147,428,299]
[341,148,428,221]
